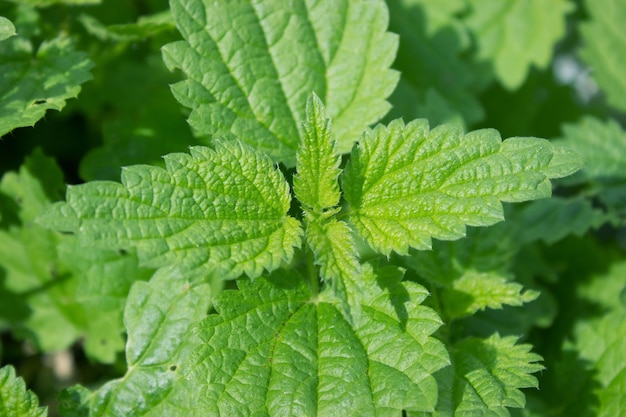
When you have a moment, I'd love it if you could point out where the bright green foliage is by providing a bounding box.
[37,142,302,281]
[294,94,342,216]
[405,224,537,320]
[184,267,449,416]
[465,0,573,90]
[294,95,362,315]
[2,0,623,415]
[161,0,399,165]
[0,366,46,417]
[342,119,582,255]
[58,267,212,417]
[448,335,543,415]
[0,150,142,361]
[580,0,626,113]
[0,16,15,41]
[0,35,93,137]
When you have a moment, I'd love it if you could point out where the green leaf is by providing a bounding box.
[0,35,93,137]
[162,0,399,165]
[79,11,175,42]
[57,241,151,363]
[579,0,626,113]
[405,224,536,319]
[0,150,143,361]
[449,334,543,416]
[554,117,626,222]
[342,119,582,255]
[568,260,626,417]
[62,267,212,417]
[38,142,302,281]
[512,197,606,245]
[0,16,16,41]
[386,0,487,126]
[294,94,363,318]
[556,117,626,183]
[294,94,342,215]
[186,266,449,415]
[0,365,47,417]
[465,0,573,89]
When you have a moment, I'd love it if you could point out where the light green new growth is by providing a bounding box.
[465,0,573,89]
[294,94,342,216]
[451,334,544,415]
[0,16,16,41]
[37,141,302,281]
[0,365,46,417]
[342,119,583,255]
[294,94,362,315]
[0,36,93,137]
[185,268,449,416]
[162,0,398,165]
[580,0,626,113]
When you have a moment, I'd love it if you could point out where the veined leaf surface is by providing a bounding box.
[162,0,399,165]
[0,366,46,417]
[186,267,449,416]
[342,119,582,255]
[38,142,302,281]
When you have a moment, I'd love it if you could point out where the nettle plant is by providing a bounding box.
[1,0,626,416]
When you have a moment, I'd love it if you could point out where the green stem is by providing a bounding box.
[305,246,319,296]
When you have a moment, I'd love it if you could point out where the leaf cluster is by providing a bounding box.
[1,0,625,416]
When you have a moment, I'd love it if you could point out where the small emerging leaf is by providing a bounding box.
[342,119,582,255]
[38,142,302,281]
[294,94,342,215]
[0,365,47,417]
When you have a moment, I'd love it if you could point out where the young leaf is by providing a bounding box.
[465,0,573,89]
[162,0,399,165]
[579,0,626,113]
[449,334,543,415]
[0,36,93,137]
[185,267,449,415]
[60,266,212,417]
[0,16,16,41]
[294,94,342,215]
[404,224,537,319]
[37,142,302,281]
[0,365,47,417]
[294,94,362,315]
[342,119,583,255]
